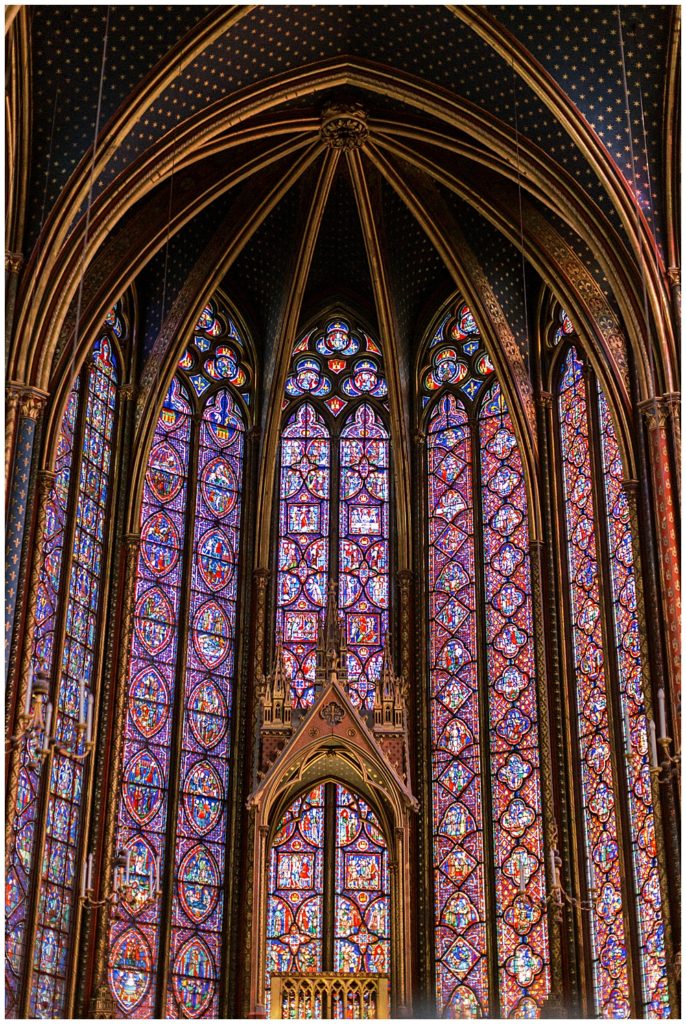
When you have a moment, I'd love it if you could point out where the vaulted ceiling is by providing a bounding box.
[6,5,679,424]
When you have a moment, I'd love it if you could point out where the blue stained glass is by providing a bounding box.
[7,321,120,1020]
[108,301,250,1020]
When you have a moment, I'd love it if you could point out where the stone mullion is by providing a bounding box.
[528,538,563,1008]
[621,479,680,1017]
[89,532,140,1018]
[410,427,434,1012]
[220,424,260,1018]
[155,410,202,1016]
[76,381,137,1016]
[242,566,271,1017]
[639,399,681,749]
[539,388,581,1013]
[5,466,56,861]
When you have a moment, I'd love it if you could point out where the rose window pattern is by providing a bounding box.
[422,301,550,1017]
[266,784,390,1008]
[107,301,251,1018]
[5,310,122,1020]
[276,318,390,711]
[556,341,668,1018]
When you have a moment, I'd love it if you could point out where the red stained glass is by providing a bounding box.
[427,393,488,1017]
[109,302,250,1018]
[166,390,244,1018]
[266,787,325,1011]
[558,347,630,1017]
[597,389,669,1017]
[339,405,389,710]
[334,787,389,974]
[276,404,330,708]
[6,379,79,1017]
[425,303,549,1017]
[266,785,390,1013]
[480,383,550,1015]
[278,318,390,712]
[109,378,192,1018]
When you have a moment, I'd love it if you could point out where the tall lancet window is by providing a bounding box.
[107,301,252,1019]
[275,318,390,711]
[6,306,124,1019]
[552,311,668,1018]
[422,301,550,1018]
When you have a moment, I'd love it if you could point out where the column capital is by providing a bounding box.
[5,250,24,274]
[638,396,670,430]
[19,388,49,421]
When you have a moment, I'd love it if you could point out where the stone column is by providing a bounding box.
[638,398,681,747]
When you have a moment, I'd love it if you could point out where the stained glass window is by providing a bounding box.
[423,301,550,1017]
[266,784,390,1012]
[276,319,390,711]
[556,334,668,1018]
[108,301,251,1018]
[6,309,123,1019]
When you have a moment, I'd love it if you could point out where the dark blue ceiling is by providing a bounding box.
[26,5,673,260]
[27,5,213,249]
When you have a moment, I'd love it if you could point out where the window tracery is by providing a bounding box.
[422,300,550,1017]
[552,313,668,1018]
[6,307,124,1019]
[276,318,390,712]
[107,300,252,1019]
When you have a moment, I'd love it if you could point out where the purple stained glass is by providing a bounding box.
[479,383,550,1015]
[334,787,389,974]
[339,405,389,710]
[266,787,325,1010]
[166,390,244,1018]
[6,321,120,1019]
[425,302,547,1017]
[266,784,390,1013]
[31,338,119,1018]
[427,393,488,1018]
[6,378,80,1018]
[278,319,390,711]
[109,378,192,1019]
[558,347,631,1017]
[109,304,250,1018]
[597,388,669,1017]
[276,404,330,708]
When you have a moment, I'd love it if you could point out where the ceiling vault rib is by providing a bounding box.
[254,148,342,568]
[22,6,256,292]
[448,4,674,393]
[127,141,329,504]
[371,133,649,405]
[346,147,412,574]
[33,132,319,395]
[364,141,543,539]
